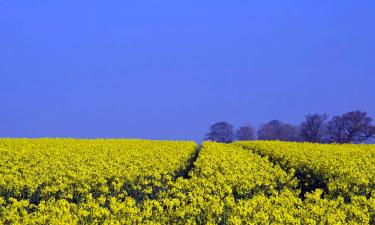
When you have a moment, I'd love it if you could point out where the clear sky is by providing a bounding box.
[1,0,374,141]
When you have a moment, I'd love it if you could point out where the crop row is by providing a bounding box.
[236,141,375,200]
[160,142,374,224]
[0,139,197,205]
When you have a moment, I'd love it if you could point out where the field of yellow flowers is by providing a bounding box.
[0,139,374,224]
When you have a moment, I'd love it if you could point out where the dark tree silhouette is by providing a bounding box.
[327,110,375,143]
[258,120,299,141]
[205,122,234,143]
[236,123,256,140]
[299,113,328,143]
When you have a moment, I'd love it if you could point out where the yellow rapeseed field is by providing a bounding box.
[0,139,374,224]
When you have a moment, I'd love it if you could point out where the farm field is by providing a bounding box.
[0,139,374,224]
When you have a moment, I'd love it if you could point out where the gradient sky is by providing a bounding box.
[1,0,374,141]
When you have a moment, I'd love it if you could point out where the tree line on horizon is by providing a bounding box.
[204,110,375,144]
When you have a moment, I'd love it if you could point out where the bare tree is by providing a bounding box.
[327,110,375,143]
[236,123,256,140]
[258,120,299,141]
[299,113,328,143]
[205,122,234,143]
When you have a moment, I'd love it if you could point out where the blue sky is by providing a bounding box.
[1,0,374,141]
